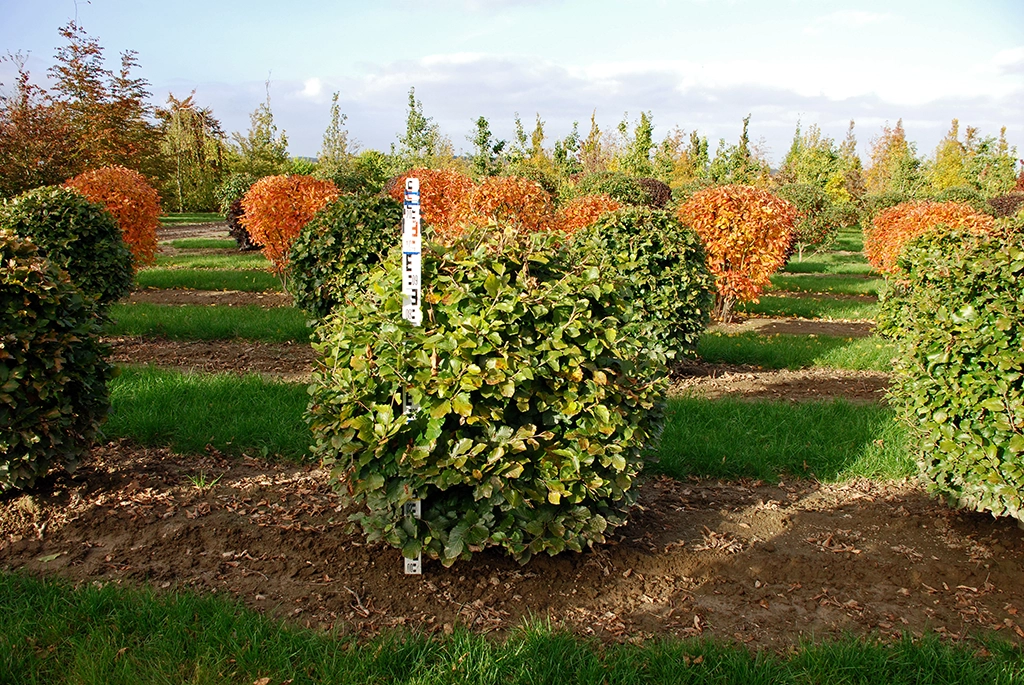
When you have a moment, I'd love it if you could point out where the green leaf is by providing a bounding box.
[452,393,473,417]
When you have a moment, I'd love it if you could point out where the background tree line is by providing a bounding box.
[2,22,1020,215]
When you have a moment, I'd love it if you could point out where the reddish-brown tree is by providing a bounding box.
[0,54,79,198]
[386,168,475,239]
[455,176,555,236]
[65,165,163,267]
[678,185,797,321]
[240,175,339,274]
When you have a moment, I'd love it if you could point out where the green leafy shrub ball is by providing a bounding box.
[878,229,1024,523]
[573,207,713,359]
[307,228,669,566]
[576,171,650,207]
[1,230,113,491]
[287,194,403,320]
[0,186,133,309]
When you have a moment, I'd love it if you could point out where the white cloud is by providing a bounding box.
[300,77,323,99]
[993,46,1024,75]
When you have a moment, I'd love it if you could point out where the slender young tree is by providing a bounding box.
[317,91,353,177]
[230,80,289,177]
[154,92,226,212]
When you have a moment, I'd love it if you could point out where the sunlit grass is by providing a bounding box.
[768,273,884,297]
[654,398,914,482]
[158,212,223,225]
[135,268,282,292]
[697,331,893,371]
[155,252,271,269]
[162,238,238,249]
[105,366,310,460]
[737,295,879,320]
[106,303,309,342]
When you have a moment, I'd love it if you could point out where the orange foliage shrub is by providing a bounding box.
[555,194,622,234]
[678,184,797,321]
[64,165,161,267]
[240,175,339,274]
[387,168,475,238]
[455,176,555,236]
[864,201,994,276]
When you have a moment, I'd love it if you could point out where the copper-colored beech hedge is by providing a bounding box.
[864,201,995,276]
[678,184,797,321]
[556,194,622,235]
[240,175,339,274]
[387,168,475,240]
[65,165,161,267]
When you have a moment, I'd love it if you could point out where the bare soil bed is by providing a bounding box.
[2,443,1022,648]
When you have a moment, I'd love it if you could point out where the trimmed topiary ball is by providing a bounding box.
[572,207,713,359]
[878,229,1024,523]
[0,186,133,309]
[307,227,669,566]
[576,171,649,207]
[1,229,113,491]
[287,194,403,320]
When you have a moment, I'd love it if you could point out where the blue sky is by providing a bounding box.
[2,0,1022,165]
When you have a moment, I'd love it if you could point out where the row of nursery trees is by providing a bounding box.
[2,21,1022,225]
[3,122,1022,562]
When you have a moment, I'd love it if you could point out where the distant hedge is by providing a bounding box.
[879,229,1024,523]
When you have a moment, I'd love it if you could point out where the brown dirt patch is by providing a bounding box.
[671,361,889,404]
[105,337,314,381]
[710,317,875,338]
[157,222,231,242]
[3,442,1022,647]
[127,289,292,308]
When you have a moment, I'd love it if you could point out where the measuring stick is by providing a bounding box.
[401,177,423,575]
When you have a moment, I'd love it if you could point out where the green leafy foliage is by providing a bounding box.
[931,186,990,215]
[878,229,1024,522]
[776,183,844,260]
[575,171,650,207]
[216,172,260,251]
[0,186,132,308]
[307,229,669,566]
[286,194,403,320]
[1,230,113,491]
[571,207,712,358]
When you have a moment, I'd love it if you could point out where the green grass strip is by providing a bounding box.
[106,366,311,461]
[737,295,879,320]
[783,251,874,275]
[769,273,884,297]
[106,303,310,342]
[155,252,271,270]
[3,572,1021,685]
[653,398,915,482]
[135,268,283,292]
[158,212,223,225]
[833,224,866,252]
[162,238,237,249]
[697,332,894,371]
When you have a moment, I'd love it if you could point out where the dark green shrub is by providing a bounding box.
[572,207,712,359]
[286,194,403,320]
[878,229,1024,523]
[0,186,132,309]
[576,171,649,207]
[1,230,113,491]
[859,190,911,228]
[307,228,669,566]
[322,151,394,195]
[636,177,672,208]
[216,173,261,251]
[932,186,990,215]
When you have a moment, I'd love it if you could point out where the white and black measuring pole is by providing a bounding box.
[401,177,423,575]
